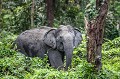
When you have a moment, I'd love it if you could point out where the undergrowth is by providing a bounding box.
[0,31,120,79]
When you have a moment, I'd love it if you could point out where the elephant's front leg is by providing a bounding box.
[48,49,64,70]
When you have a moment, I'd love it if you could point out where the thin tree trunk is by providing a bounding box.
[46,0,54,27]
[116,21,120,36]
[31,0,35,28]
[0,0,2,31]
[85,0,109,71]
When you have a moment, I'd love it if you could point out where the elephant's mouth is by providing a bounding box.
[57,42,64,52]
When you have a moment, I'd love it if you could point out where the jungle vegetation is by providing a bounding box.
[0,0,120,79]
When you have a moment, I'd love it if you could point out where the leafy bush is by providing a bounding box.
[102,37,120,50]
[0,31,120,79]
[0,31,17,57]
[102,37,120,79]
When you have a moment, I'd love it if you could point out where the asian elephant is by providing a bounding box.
[15,25,82,70]
[15,26,57,58]
[44,25,82,70]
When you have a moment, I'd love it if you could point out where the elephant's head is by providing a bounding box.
[55,25,82,70]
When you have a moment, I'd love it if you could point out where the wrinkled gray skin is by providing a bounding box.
[47,25,82,70]
[16,25,82,70]
[47,49,64,70]
[15,26,56,58]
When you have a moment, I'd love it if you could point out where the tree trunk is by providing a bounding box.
[85,0,109,71]
[31,0,35,28]
[46,0,54,27]
[117,21,120,37]
[0,0,2,31]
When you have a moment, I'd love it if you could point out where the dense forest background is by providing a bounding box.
[0,0,120,79]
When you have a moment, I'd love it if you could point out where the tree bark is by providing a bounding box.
[0,0,2,31]
[85,0,109,71]
[31,0,35,28]
[46,0,54,27]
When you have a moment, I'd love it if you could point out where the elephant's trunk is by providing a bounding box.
[63,40,74,70]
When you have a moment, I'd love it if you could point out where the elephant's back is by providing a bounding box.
[18,26,53,41]
[16,26,56,49]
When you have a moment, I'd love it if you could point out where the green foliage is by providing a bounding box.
[104,0,120,40]
[2,0,31,33]
[1,0,46,33]
[85,0,97,21]
[0,31,120,79]
[102,37,120,50]
[53,1,85,32]
[2,0,85,33]
[104,12,119,40]
[102,37,120,74]
[0,31,49,78]
[0,31,17,57]
[1,0,120,78]
[2,0,120,40]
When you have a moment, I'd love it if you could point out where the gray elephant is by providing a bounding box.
[44,25,82,70]
[15,26,57,58]
[15,25,82,70]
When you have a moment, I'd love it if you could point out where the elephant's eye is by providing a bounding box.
[51,41,54,44]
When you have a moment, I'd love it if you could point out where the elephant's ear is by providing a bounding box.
[74,28,82,48]
[44,29,56,49]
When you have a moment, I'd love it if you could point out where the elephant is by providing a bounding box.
[15,26,57,58]
[15,25,82,70]
[44,25,82,70]
[47,48,64,70]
